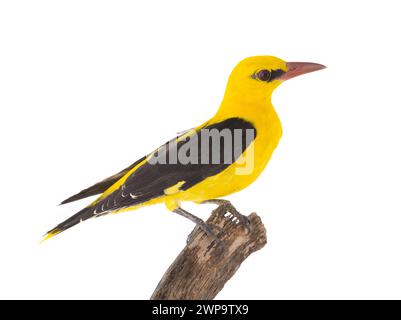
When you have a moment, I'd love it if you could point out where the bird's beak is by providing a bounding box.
[280,62,326,81]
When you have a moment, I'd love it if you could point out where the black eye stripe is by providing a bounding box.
[252,69,285,82]
[270,69,285,81]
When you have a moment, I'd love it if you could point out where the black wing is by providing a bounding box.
[47,117,256,236]
[92,117,257,213]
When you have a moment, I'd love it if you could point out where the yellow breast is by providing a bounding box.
[174,102,282,203]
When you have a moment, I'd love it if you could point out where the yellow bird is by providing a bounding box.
[44,56,325,244]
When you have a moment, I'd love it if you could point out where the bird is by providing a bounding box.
[43,56,325,245]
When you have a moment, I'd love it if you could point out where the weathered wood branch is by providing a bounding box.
[151,205,267,300]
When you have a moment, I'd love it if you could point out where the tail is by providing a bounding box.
[59,156,146,205]
[41,207,95,242]
[59,184,109,205]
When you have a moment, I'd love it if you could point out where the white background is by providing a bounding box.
[1,0,400,300]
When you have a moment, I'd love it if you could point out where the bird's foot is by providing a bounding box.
[187,222,224,252]
[202,199,252,233]
[174,207,224,253]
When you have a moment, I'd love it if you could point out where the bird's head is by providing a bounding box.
[225,56,326,97]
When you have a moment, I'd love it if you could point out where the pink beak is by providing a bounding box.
[280,62,326,81]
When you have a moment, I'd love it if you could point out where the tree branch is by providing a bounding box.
[151,205,267,300]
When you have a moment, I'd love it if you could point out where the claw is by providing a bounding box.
[207,237,225,253]
[186,226,199,244]
[173,206,225,253]
[234,214,252,233]
[187,223,224,253]
[202,199,252,233]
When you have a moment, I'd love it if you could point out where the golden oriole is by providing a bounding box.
[44,56,325,244]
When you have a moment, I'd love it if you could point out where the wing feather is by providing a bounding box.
[60,156,146,205]
[89,117,256,214]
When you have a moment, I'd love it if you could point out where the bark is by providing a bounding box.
[151,205,267,300]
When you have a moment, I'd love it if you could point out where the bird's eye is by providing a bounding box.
[256,69,271,82]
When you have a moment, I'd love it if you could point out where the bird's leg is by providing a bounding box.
[173,207,224,251]
[202,199,252,233]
